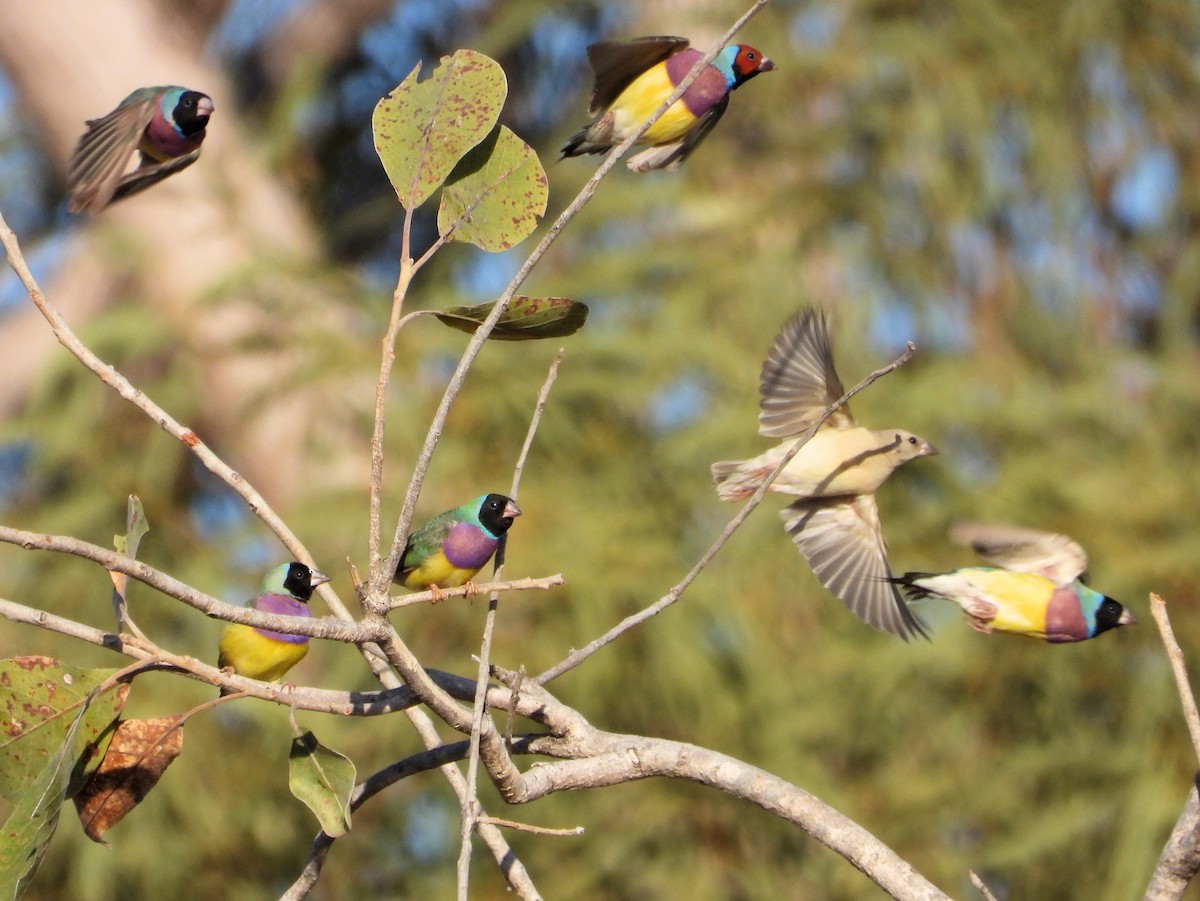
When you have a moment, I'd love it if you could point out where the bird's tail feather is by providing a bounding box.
[711,460,769,501]
[887,572,938,600]
[561,127,603,159]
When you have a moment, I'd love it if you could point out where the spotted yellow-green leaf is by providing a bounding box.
[0,685,108,898]
[438,125,548,250]
[435,297,589,341]
[0,658,126,801]
[289,730,355,837]
[373,49,507,210]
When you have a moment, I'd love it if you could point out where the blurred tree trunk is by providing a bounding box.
[0,0,362,504]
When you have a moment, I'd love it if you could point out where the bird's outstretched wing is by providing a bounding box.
[67,94,158,214]
[950,522,1088,586]
[758,308,852,438]
[783,495,928,640]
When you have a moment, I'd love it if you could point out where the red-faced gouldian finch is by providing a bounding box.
[67,86,214,215]
[394,494,521,600]
[561,36,775,172]
[892,523,1136,642]
[217,562,329,692]
[712,308,938,639]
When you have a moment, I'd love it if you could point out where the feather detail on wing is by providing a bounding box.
[782,495,927,640]
[950,522,1088,586]
[758,308,853,438]
[67,98,156,214]
[587,36,690,113]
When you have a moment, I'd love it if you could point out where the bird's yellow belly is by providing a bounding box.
[401,550,480,592]
[962,570,1053,637]
[611,67,698,145]
[218,624,309,682]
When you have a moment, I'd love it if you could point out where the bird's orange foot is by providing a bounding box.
[429,584,445,604]
[463,580,480,598]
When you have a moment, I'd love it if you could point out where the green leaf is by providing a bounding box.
[112,495,148,560]
[435,297,589,341]
[0,685,107,899]
[0,658,126,801]
[111,495,149,614]
[438,125,548,250]
[288,730,355,838]
[373,49,507,210]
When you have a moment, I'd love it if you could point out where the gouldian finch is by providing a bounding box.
[217,562,330,691]
[562,36,775,172]
[712,308,938,639]
[892,523,1136,642]
[67,86,214,215]
[394,494,521,598]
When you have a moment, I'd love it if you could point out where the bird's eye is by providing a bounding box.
[747,52,756,59]
[908,436,918,445]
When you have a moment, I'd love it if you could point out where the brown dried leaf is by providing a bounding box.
[73,717,184,843]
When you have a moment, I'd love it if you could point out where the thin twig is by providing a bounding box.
[536,342,917,683]
[477,816,584,837]
[387,574,563,610]
[457,350,566,900]
[1152,593,1200,768]
[503,666,526,750]
[371,0,774,606]
[969,870,1000,901]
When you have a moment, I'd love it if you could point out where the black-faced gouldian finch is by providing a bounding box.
[712,308,938,640]
[394,493,521,600]
[561,36,775,172]
[67,86,214,215]
[892,523,1136,642]
[217,562,329,692]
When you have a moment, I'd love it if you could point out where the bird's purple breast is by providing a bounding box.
[252,593,311,645]
[665,51,732,118]
[1043,588,1088,642]
[144,114,204,159]
[443,521,499,570]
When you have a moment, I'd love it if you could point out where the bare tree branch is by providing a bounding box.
[1144,593,1200,900]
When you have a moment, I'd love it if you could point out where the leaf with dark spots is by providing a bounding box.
[373,49,507,210]
[435,296,589,341]
[0,658,126,800]
[74,717,184,843]
[438,125,548,251]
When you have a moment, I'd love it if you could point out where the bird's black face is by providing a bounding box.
[174,91,213,136]
[283,562,318,601]
[478,493,521,535]
[1093,597,1127,635]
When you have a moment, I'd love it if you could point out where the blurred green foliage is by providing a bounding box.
[2,0,1200,898]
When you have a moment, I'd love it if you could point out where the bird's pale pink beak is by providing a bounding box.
[759,57,777,73]
[199,96,216,117]
[920,441,939,457]
[310,570,331,589]
[1118,608,1137,626]
[504,500,522,519]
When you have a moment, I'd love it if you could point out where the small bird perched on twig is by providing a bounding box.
[217,562,330,694]
[394,494,522,601]
[892,523,1136,642]
[67,86,214,215]
[712,308,938,639]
